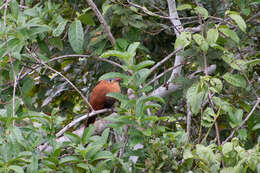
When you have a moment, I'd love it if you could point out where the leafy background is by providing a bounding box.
[0,0,259,172]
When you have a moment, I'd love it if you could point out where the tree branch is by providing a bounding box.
[86,0,115,46]
[222,98,260,145]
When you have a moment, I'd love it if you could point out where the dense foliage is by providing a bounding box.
[0,0,259,172]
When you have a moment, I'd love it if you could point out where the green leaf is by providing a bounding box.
[29,25,50,36]
[229,109,243,128]
[101,50,131,65]
[133,60,155,72]
[84,144,103,160]
[143,96,165,104]
[245,59,260,66]
[174,31,191,49]
[82,125,94,144]
[127,42,140,55]
[193,34,208,52]
[68,20,84,53]
[9,165,24,173]
[59,156,80,164]
[64,132,81,144]
[53,20,67,37]
[127,42,140,64]
[7,98,22,117]
[207,29,219,45]
[22,77,34,95]
[77,163,91,170]
[202,107,216,127]
[115,38,129,51]
[228,13,247,32]
[79,13,95,26]
[92,151,113,162]
[196,144,215,162]
[222,142,233,156]
[183,147,193,160]
[194,6,209,19]
[133,68,150,86]
[10,0,19,19]
[186,83,206,115]
[101,128,110,145]
[223,73,247,88]
[212,96,233,113]
[221,53,246,71]
[24,8,38,17]
[177,4,192,10]
[238,129,247,140]
[99,72,130,81]
[220,167,236,173]
[252,124,260,131]
[209,78,223,93]
[219,27,240,44]
[106,92,129,103]
[10,126,27,148]
[49,37,63,50]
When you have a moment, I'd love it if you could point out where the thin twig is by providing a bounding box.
[56,108,113,138]
[186,103,192,142]
[86,0,115,46]
[222,98,260,145]
[146,62,187,87]
[150,47,182,73]
[195,0,222,147]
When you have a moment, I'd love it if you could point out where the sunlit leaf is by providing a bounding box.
[207,28,219,45]
[223,73,247,88]
[177,4,192,10]
[175,31,191,49]
[194,6,209,19]
[53,20,68,37]
[228,12,247,32]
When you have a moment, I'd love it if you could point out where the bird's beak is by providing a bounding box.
[114,78,121,82]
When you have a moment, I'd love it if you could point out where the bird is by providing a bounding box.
[86,78,121,126]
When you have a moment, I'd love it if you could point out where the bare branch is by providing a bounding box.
[86,0,115,46]
[56,108,113,138]
[186,104,192,142]
[150,47,182,74]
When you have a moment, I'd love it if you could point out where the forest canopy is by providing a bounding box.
[0,0,259,172]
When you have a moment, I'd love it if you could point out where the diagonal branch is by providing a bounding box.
[86,0,115,46]
[222,98,260,145]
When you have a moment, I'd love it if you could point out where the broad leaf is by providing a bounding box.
[9,165,24,173]
[223,73,247,88]
[194,6,209,19]
[177,4,192,10]
[186,83,206,115]
[68,20,84,53]
[193,34,208,52]
[207,28,219,45]
[174,31,191,50]
[99,72,130,82]
[92,151,113,162]
[228,12,246,32]
[134,60,155,72]
[133,68,150,86]
[59,156,80,164]
[219,27,240,44]
[53,20,67,37]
